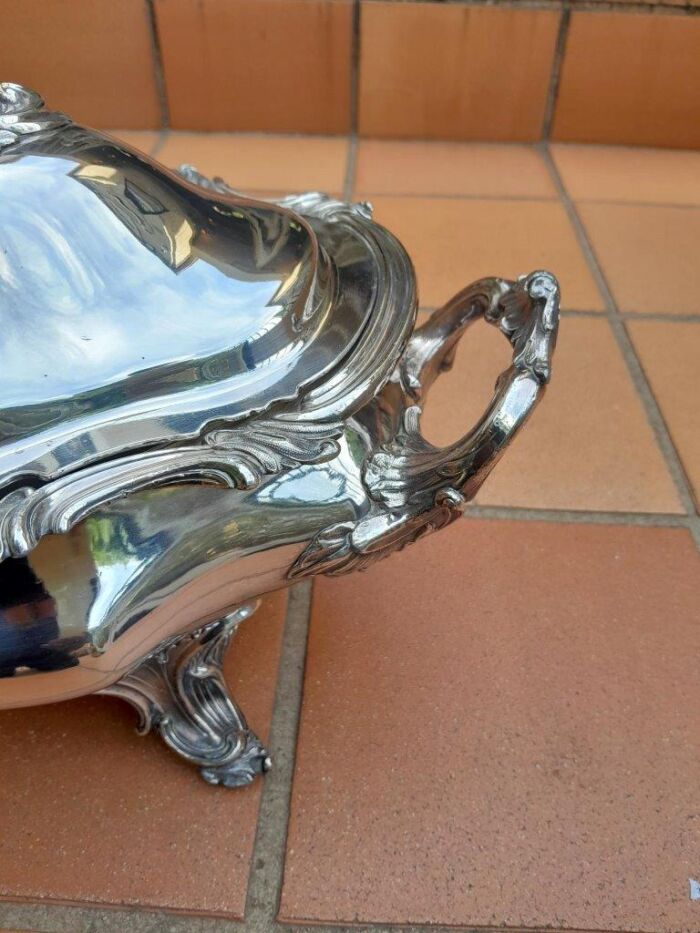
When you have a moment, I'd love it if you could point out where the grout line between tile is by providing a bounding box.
[151,127,170,159]
[0,898,668,933]
[540,144,700,548]
[0,899,245,932]
[575,197,700,212]
[243,581,314,931]
[349,0,361,138]
[618,310,700,324]
[464,504,691,528]
[378,0,700,16]
[556,308,608,318]
[144,0,170,129]
[355,191,558,203]
[0,895,660,933]
[148,128,349,142]
[0,906,658,933]
[344,136,359,201]
[280,923,649,933]
[540,9,570,141]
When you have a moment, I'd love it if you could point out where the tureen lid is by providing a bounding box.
[0,85,416,491]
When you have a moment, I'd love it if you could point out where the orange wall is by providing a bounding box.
[4,0,700,147]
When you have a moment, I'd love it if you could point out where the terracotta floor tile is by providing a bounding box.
[552,143,700,207]
[363,196,603,311]
[155,0,353,134]
[156,132,348,195]
[281,520,700,930]
[355,141,556,199]
[3,0,160,129]
[419,316,682,514]
[423,318,683,512]
[104,130,160,156]
[628,321,700,505]
[0,591,286,916]
[579,203,700,315]
[552,12,700,149]
[359,3,559,141]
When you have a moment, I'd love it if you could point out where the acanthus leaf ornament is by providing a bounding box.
[98,605,270,788]
[0,415,343,561]
[289,487,465,579]
[0,82,69,150]
[176,163,374,223]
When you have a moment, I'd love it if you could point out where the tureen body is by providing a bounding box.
[0,84,560,785]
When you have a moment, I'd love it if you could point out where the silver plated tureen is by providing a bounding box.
[0,84,560,786]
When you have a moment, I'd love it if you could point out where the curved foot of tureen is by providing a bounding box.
[99,602,270,788]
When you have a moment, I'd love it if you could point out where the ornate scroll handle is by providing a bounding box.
[365,271,560,510]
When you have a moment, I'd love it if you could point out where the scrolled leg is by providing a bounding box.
[99,602,270,788]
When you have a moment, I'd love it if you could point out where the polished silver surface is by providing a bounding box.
[0,83,560,785]
[0,84,413,489]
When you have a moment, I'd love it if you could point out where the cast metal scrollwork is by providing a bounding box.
[177,163,373,222]
[291,272,559,578]
[99,603,270,787]
[0,83,69,150]
[0,416,343,560]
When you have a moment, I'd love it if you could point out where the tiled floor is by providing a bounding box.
[0,592,288,918]
[1,134,699,933]
[282,521,700,931]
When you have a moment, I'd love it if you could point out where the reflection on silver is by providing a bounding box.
[0,84,560,786]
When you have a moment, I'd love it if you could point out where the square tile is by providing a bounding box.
[281,519,700,931]
[628,321,700,505]
[157,132,348,195]
[552,13,700,148]
[356,141,556,199]
[1,0,161,128]
[0,591,286,916]
[359,2,560,141]
[579,203,700,315]
[155,0,353,133]
[362,196,604,311]
[420,316,682,513]
[552,144,700,208]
